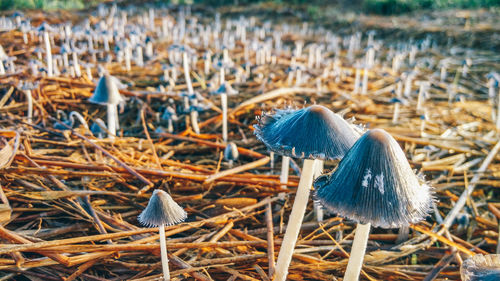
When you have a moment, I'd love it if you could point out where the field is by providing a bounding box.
[0,1,499,280]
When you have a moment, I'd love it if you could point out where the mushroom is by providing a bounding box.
[19,82,38,124]
[254,104,359,281]
[138,189,187,281]
[36,22,54,77]
[314,129,433,281]
[461,254,500,281]
[211,77,238,143]
[224,142,239,168]
[88,74,124,139]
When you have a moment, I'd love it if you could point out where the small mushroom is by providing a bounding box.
[254,104,359,281]
[138,189,187,281]
[314,129,433,281]
[461,254,500,281]
[89,74,124,139]
[224,142,239,167]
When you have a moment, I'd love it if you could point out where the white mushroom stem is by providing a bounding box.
[275,159,318,281]
[344,223,371,281]
[280,156,290,189]
[440,66,447,82]
[204,53,211,75]
[159,224,170,281]
[63,53,69,68]
[353,68,360,94]
[107,104,117,139]
[221,93,228,143]
[183,52,194,95]
[0,61,5,75]
[167,119,174,133]
[44,31,53,77]
[125,46,131,71]
[393,80,403,124]
[86,66,93,80]
[190,111,200,134]
[72,52,81,77]
[392,103,400,124]
[24,89,33,124]
[361,67,368,95]
[313,160,324,222]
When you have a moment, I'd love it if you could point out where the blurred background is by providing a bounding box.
[1,0,499,14]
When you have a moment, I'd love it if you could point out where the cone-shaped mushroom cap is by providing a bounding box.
[138,189,187,227]
[314,129,432,228]
[89,74,123,105]
[461,254,500,281]
[224,142,239,161]
[254,105,360,160]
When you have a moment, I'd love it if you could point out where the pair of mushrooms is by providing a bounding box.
[254,104,433,281]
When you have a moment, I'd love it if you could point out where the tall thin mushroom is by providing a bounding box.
[88,74,124,139]
[254,105,359,281]
[314,129,433,281]
[138,189,187,281]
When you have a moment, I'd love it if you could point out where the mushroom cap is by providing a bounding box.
[224,142,239,162]
[461,254,500,281]
[253,105,360,160]
[89,74,124,105]
[138,189,187,227]
[314,129,433,228]
[211,82,238,96]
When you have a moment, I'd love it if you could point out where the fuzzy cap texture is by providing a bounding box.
[461,254,500,281]
[138,189,187,227]
[253,105,360,160]
[314,129,433,228]
[89,74,124,105]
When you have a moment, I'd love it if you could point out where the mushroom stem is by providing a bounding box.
[24,89,33,124]
[107,103,117,139]
[221,93,228,143]
[44,31,53,77]
[159,224,170,281]
[167,119,173,133]
[183,52,194,95]
[191,111,200,134]
[392,103,400,124]
[353,68,360,94]
[313,160,324,222]
[275,159,318,281]
[361,67,368,95]
[344,222,371,281]
[280,156,290,189]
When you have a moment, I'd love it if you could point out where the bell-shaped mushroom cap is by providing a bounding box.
[254,105,360,160]
[89,74,124,105]
[138,189,187,227]
[314,129,432,228]
[224,142,239,162]
[461,254,500,281]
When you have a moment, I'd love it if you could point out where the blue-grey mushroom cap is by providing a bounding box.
[253,105,360,160]
[224,142,239,162]
[461,254,500,281]
[138,189,187,227]
[89,74,124,105]
[314,129,433,228]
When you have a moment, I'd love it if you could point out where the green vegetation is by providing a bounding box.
[0,0,499,13]
[0,0,87,11]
